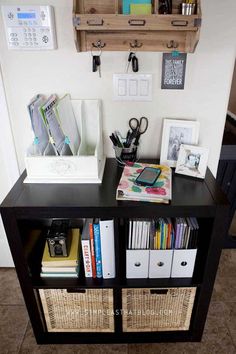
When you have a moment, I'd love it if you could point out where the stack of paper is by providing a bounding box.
[27,94,80,157]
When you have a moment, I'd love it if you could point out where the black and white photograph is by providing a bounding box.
[175,144,209,179]
[160,119,200,167]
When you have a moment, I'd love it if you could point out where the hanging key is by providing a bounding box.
[92,55,101,77]
[132,54,139,73]
[92,55,98,72]
[126,52,135,73]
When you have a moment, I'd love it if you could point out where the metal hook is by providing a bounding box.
[166,40,179,49]
[130,40,143,49]
[92,40,106,49]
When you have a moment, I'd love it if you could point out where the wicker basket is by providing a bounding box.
[122,287,196,332]
[39,289,114,332]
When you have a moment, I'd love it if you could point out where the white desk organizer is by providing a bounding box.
[24,100,106,184]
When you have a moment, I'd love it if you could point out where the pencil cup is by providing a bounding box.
[181,3,195,15]
[113,145,137,165]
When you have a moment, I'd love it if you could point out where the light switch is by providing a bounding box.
[113,74,152,101]
[118,79,127,96]
[140,79,149,96]
[129,80,138,96]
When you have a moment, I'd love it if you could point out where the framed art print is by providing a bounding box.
[161,53,187,90]
[160,119,200,167]
[175,144,209,179]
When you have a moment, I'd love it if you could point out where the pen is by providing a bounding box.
[114,131,124,148]
[109,135,117,146]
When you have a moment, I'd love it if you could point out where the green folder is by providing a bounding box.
[130,4,152,15]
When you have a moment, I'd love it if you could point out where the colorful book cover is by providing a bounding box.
[160,219,164,250]
[116,163,172,204]
[81,219,93,277]
[156,222,161,250]
[93,219,103,278]
[174,219,180,249]
[89,219,96,278]
[166,217,172,249]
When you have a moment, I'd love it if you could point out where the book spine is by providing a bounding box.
[99,219,116,279]
[89,222,97,278]
[81,239,93,277]
[93,222,103,278]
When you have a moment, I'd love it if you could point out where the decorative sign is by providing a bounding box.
[161,53,187,90]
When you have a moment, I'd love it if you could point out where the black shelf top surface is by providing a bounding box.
[0,159,228,217]
[32,276,199,289]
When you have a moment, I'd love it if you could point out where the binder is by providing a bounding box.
[126,250,149,278]
[99,219,116,279]
[149,250,173,278]
[171,249,197,278]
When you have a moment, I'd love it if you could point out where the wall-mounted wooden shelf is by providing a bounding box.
[73,0,201,52]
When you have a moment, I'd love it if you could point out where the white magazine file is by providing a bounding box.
[24,99,106,183]
[126,250,149,279]
[171,249,197,278]
[149,249,173,278]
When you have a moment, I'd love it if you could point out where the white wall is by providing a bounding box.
[0,0,236,176]
[0,65,19,266]
[228,60,236,116]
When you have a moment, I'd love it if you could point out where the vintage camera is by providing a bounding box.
[46,219,71,257]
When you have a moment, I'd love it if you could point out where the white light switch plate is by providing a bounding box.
[113,74,152,101]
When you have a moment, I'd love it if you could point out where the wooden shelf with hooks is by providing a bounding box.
[73,0,201,52]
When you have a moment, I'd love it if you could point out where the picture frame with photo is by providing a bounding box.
[175,144,209,179]
[160,119,200,167]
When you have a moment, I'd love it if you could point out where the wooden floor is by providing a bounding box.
[0,249,236,353]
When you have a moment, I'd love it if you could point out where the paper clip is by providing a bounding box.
[172,50,180,58]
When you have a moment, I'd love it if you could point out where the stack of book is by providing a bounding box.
[127,217,199,279]
[127,217,199,250]
[81,218,116,279]
[116,162,172,204]
[174,217,199,249]
[40,229,81,278]
[151,218,175,250]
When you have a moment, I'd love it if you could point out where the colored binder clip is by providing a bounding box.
[172,50,180,57]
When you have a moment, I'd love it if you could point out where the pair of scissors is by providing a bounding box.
[128,116,149,146]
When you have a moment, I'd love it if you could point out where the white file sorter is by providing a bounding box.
[24,100,106,183]
[149,250,173,278]
[126,250,149,279]
[171,249,197,278]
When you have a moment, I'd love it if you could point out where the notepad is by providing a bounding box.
[122,0,151,15]
[130,3,152,15]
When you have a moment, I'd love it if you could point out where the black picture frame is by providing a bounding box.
[161,53,187,90]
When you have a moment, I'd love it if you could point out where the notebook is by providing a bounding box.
[116,162,172,203]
